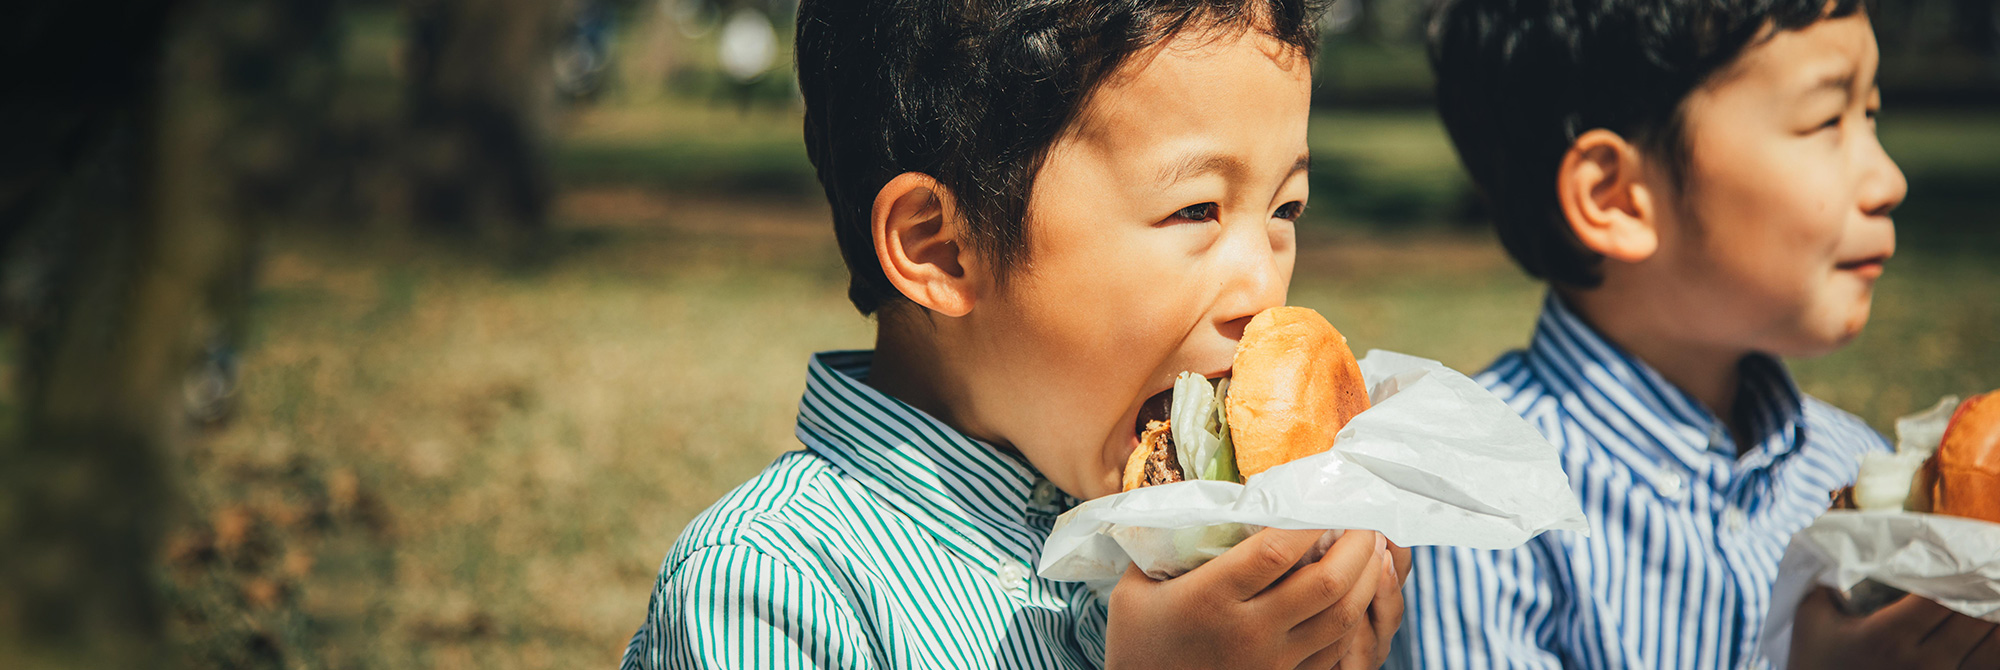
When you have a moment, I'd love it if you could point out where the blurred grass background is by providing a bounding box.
[4,1,1996,668]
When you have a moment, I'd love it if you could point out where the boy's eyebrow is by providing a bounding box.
[1812,72,1854,92]
[1803,71,1858,101]
[1155,152,1313,187]
[1157,153,1242,187]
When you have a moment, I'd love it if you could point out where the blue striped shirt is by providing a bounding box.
[621,350,1109,669]
[1391,294,1888,670]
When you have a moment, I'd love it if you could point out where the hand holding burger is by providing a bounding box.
[1797,390,2000,670]
[1104,307,1407,670]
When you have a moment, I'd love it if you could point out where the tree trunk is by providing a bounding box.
[402,0,559,256]
[1,1,258,667]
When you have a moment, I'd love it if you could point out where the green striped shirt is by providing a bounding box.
[621,350,1111,669]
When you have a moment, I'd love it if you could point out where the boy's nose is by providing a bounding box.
[1212,228,1291,341]
[1857,133,1907,220]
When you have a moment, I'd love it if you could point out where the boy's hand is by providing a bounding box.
[1336,540,1411,670]
[1103,528,1395,670]
[1790,587,2000,669]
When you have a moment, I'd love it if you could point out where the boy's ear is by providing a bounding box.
[872,172,980,317]
[1557,129,1660,264]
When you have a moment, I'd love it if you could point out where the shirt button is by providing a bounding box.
[997,562,1030,592]
[1724,507,1748,532]
[1030,480,1061,507]
[1656,472,1684,498]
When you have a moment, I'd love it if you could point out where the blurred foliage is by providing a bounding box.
[547,99,2000,248]
[2,1,198,667]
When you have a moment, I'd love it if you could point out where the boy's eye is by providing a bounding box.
[1274,201,1305,220]
[1166,203,1219,224]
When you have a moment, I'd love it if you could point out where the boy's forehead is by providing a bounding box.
[1069,28,1309,137]
[1707,13,1876,95]
[1064,35,1312,184]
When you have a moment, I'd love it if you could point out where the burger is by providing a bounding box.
[1928,391,2000,522]
[1122,306,1372,491]
[1833,390,2000,524]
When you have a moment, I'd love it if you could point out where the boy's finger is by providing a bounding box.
[1862,593,1957,640]
[1960,625,2000,670]
[1110,563,1157,605]
[1344,557,1404,670]
[1792,588,1839,635]
[1197,527,1325,600]
[1368,551,1406,646]
[1296,639,1349,670]
[1288,540,1383,645]
[1339,630,1383,670]
[1788,588,1844,662]
[1920,614,1997,665]
[1259,530,1380,622]
[1389,541,1412,585]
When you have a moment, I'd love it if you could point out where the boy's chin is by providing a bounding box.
[1830,293,1877,345]
[1780,307,1873,358]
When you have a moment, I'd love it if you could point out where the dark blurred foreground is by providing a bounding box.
[2,1,1997,668]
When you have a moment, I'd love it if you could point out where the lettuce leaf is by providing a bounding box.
[1170,372,1218,479]
[1210,377,1238,483]
[1170,372,1240,483]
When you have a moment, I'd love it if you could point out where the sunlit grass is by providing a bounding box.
[166,212,873,668]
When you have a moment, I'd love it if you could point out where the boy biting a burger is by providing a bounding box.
[1398,0,1999,668]
[622,1,1413,668]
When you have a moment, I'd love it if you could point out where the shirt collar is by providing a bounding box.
[1523,293,1808,479]
[794,350,1071,568]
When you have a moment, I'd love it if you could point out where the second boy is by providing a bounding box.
[1398,0,2000,668]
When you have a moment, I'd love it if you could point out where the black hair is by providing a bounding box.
[1427,0,1865,288]
[798,0,1327,315]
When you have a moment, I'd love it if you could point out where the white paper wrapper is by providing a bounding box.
[1036,349,1589,582]
[1758,511,2000,669]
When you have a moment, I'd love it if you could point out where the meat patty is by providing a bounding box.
[1138,420,1184,487]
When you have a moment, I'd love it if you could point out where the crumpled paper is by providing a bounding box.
[1036,349,1589,582]
[1758,511,2000,669]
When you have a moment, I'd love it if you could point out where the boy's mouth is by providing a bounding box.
[1836,254,1890,278]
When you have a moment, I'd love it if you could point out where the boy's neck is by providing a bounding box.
[865,309,993,449]
[1560,288,1755,452]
